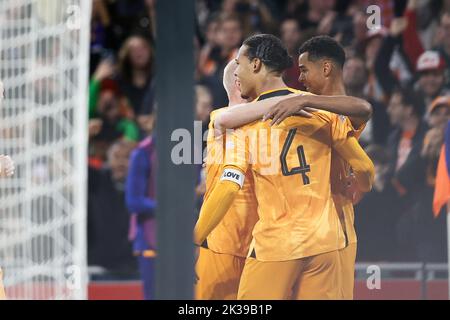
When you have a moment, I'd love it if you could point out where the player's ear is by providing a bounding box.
[234,79,240,91]
[252,58,262,73]
[323,60,332,78]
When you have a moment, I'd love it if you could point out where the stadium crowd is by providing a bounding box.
[86,0,450,286]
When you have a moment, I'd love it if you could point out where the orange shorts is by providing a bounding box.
[338,242,357,300]
[237,250,341,300]
[195,247,246,300]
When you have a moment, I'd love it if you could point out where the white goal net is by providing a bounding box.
[0,0,91,299]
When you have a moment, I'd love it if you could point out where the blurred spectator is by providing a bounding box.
[221,0,276,36]
[412,97,450,262]
[105,0,150,46]
[374,7,450,107]
[195,85,214,157]
[196,0,215,31]
[288,0,336,33]
[427,96,450,129]
[436,12,450,74]
[89,74,139,166]
[117,35,154,116]
[198,14,242,78]
[90,0,113,74]
[364,27,394,103]
[88,140,138,278]
[401,0,425,70]
[386,86,427,197]
[198,13,243,107]
[194,85,213,212]
[136,95,156,140]
[203,14,221,49]
[351,10,369,52]
[196,85,214,126]
[316,1,354,47]
[197,14,221,78]
[140,0,157,42]
[355,145,398,261]
[414,51,450,107]
[280,16,303,89]
[385,86,428,261]
[126,116,157,300]
[405,0,440,50]
[344,55,392,145]
[373,16,418,103]
[422,97,450,194]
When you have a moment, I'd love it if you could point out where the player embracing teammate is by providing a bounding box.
[194,35,374,300]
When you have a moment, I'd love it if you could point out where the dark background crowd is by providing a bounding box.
[86,0,450,281]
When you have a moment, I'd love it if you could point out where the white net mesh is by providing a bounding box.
[0,0,91,299]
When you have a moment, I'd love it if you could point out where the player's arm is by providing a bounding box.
[194,125,250,245]
[265,94,372,128]
[215,94,372,132]
[333,136,375,192]
[193,167,244,245]
[214,94,312,133]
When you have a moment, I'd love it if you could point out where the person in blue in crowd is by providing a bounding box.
[125,111,157,300]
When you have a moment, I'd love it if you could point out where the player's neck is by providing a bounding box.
[321,78,346,96]
[346,86,365,98]
[227,89,247,106]
[228,96,246,106]
[256,76,287,97]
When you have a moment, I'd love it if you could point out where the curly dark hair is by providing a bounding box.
[242,34,293,74]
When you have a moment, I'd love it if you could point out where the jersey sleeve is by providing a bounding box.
[222,126,251,178]
[330,114,355,148]
[332,135,375,192]
[193,179,241,245]
[345,117,366,140]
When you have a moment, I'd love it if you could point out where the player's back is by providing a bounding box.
[227,110,346,261]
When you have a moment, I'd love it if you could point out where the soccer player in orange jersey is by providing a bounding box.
[195,60,258,300]
[263,36,369,300]
[196,57,359,300]
[194,34,374,299]
[205,36,373,299]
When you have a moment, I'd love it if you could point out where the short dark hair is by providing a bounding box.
[392,85,425,118]
[298,35,346,68]
[242,34,293,74]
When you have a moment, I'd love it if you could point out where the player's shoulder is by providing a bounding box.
[208,106,229,130]
[311,109,337,122]
[271,110,335,136]
[209,106,228,122]
[288,88,314,96]
[329,113,355,128]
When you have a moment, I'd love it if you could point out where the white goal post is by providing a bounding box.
[0,0,91,299]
